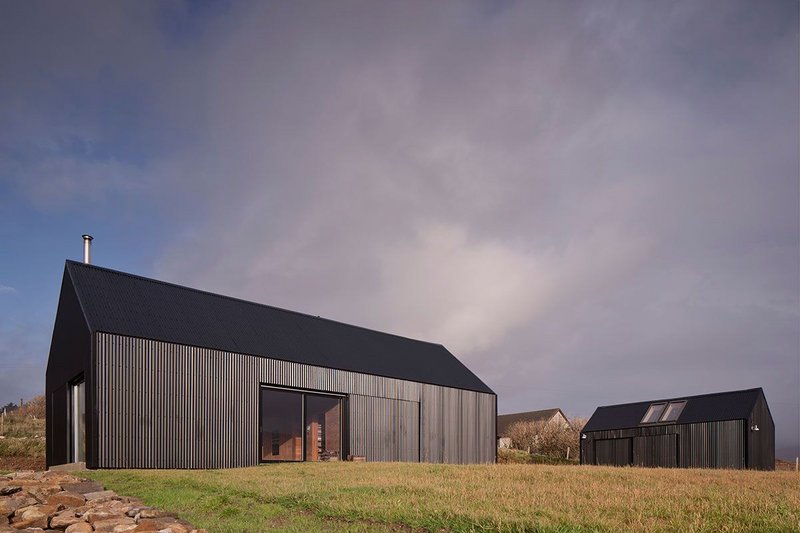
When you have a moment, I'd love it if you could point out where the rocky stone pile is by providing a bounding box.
[0,471,206,533]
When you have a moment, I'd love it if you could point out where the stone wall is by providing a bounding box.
[0,470,206,533]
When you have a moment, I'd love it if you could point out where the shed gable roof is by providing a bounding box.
[582,388,763,432]
[63,260,494,394]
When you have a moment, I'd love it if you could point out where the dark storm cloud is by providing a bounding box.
[146,1,798,456]
[1,1,797,456]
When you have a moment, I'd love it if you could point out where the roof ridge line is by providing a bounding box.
[594,387,763,409]
[65,259,448,349]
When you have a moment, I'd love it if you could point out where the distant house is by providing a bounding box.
[497,408,570,447]
[580,388,774,470]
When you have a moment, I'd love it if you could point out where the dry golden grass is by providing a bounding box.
[0,406,46,472]
[85,462,800,532]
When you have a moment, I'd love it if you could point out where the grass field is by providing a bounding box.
[84,462,799,532]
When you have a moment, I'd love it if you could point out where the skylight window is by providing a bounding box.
[659,401,687,422]
[640,403,666,424]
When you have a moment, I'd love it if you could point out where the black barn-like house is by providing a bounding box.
[46,258,496,469]
[580,388,774,470]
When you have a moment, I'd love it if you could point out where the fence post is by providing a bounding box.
[566,446,570,460]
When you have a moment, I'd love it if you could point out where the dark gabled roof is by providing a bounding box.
[582,388,764,433]
[63,260,494,394]
[497,408,568,436]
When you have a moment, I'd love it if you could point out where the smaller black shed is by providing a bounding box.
[580,388,774,470]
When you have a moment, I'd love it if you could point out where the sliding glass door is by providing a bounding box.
[260,387,343,462]
[304,395,341,461]
[260,388,303,461]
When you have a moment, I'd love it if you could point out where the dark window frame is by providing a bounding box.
[259,387,305,462]
[304,394,345,462]
[640,400,689,425]
[258,384,345,464]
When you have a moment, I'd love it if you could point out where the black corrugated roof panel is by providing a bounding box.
[582,388,763,432]
[64,260,494,394]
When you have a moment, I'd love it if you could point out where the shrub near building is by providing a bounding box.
[504,417,586,461]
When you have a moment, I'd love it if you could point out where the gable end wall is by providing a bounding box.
[747,392,775,470]
[45,270,93,468]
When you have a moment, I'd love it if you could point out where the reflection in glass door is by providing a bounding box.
[260,387,343,462]
[305,395,341,461]
[70,379,85,463]
[260,388,303,461]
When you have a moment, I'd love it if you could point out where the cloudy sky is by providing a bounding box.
[1,0,798,458]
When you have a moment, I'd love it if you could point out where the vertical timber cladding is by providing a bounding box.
[594,438,632,466]
[95,333,495,468]
[680,420,745,468]
[419,384,497,464]
[348,395,419,462]
[633,434,677,467]
[585,420,746,468]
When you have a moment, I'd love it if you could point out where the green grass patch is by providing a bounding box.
[497,448,533,463]
[84,462,800,533]
[498,448,579,465]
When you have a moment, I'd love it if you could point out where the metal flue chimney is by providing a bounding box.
[82,234,93,264]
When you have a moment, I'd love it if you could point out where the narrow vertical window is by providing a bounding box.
[70,379,85,463]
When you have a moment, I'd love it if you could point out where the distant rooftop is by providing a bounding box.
[583,388,765,433]
[497,408,568,436]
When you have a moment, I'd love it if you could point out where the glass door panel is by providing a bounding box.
[260,389,303,461]
[70,380,85,463]
[305,395,341,461]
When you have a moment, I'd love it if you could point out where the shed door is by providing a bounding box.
[594,438,632,466]
[634,434,677,467]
